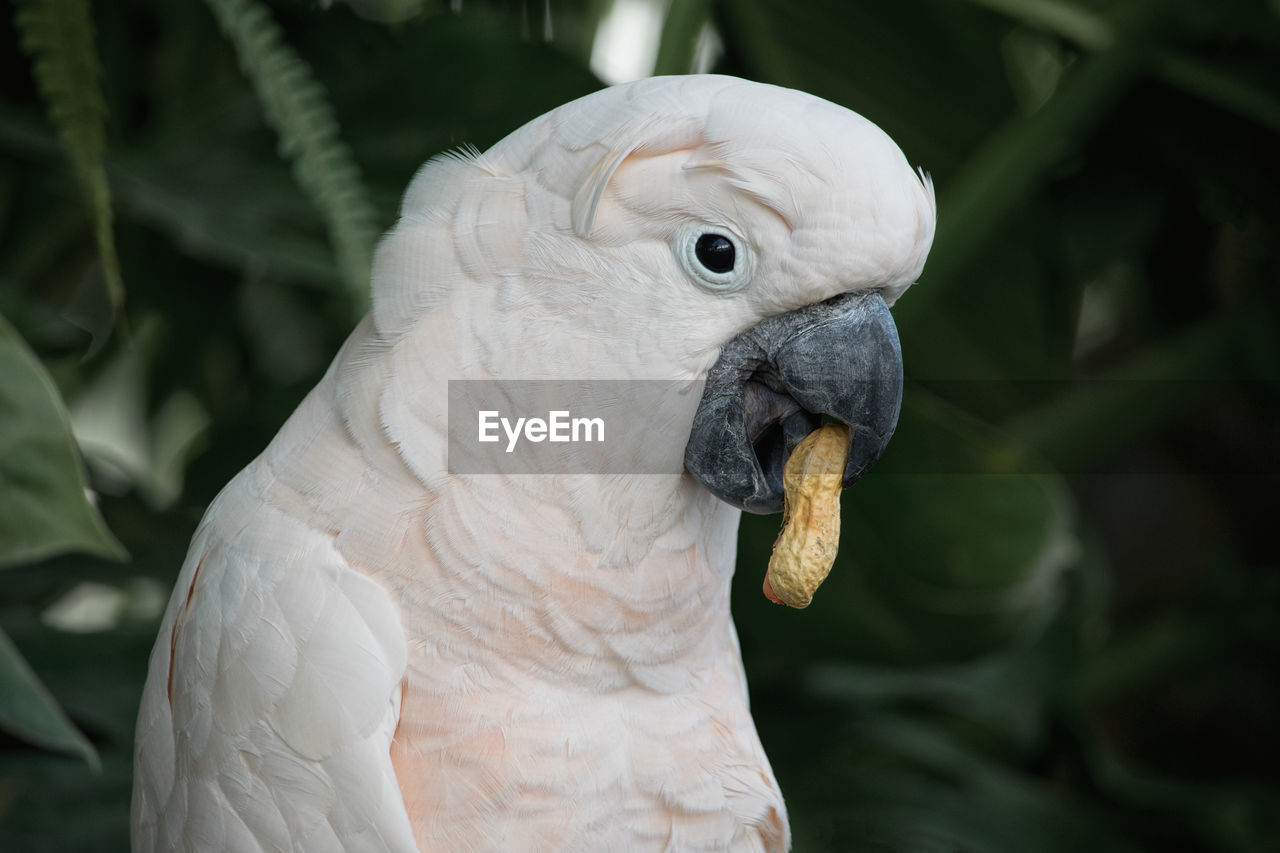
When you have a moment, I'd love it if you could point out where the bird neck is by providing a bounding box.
[398,473,746,693]
[276,321,749,694]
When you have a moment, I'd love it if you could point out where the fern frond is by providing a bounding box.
[14,0,124,317]
[204,0,378,314]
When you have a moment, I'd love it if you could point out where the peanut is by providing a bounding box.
[764,423,850,608]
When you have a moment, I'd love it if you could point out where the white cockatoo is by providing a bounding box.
[132,75,935,852]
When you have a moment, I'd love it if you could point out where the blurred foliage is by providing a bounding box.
[1,0,1278,850]
[12,0,123,322]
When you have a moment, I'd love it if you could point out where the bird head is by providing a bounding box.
[370,76,934,510]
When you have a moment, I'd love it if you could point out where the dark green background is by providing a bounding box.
[1,0,1278,850]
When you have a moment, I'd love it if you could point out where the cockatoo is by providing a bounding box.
[132,74,935,852]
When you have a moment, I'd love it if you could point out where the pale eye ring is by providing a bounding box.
[679,224,752,293]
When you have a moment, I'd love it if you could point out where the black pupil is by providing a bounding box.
[695,233,735,274]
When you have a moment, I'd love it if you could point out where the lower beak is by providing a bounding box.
[684,290,903,513]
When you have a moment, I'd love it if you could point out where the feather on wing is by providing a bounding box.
[132,435,418,853]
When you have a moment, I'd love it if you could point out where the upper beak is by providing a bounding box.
[684,289,903,514]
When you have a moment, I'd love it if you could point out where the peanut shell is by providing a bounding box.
[764,423,850,608]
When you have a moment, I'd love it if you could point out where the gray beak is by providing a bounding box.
[684,290,903,514]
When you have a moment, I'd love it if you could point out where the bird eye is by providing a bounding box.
[695,233,735,274]
[679,224,752,293]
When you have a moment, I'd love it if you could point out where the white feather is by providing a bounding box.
[133,74,936,852]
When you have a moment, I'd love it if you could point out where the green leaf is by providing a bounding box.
[0,625,97,768]
[325,0,431,24]
[960,0,1114,50]
[839,391,1075,660]
[1152,50,1280,138]
[203,0,380,316]
[720,0,1018,177]
[13,0,124,321]
[0,312,125,568]
[964,0,1280,136]
[902,1,1159,305]
[0,614,153,848]
[653,0,712,76]
[1004,318,1232,471]
[0,101,344,290]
